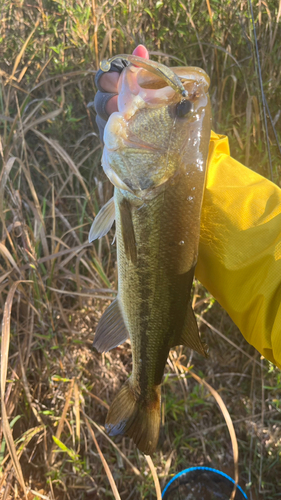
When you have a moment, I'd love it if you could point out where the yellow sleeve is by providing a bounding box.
[195,131,281,369]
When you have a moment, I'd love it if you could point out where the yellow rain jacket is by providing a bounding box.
[196,131,281,369]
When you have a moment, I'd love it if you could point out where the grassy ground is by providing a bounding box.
[0,1,281,499]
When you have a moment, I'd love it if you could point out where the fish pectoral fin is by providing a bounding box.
[93,298,128,352]
[89,197,115,243]
[106,380,161,455]
[120,198,137,265]
[176,302,209,358]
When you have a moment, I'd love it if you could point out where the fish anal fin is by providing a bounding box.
[93,298,128,352]
[89,197,115,243]
[176,302,209,358]
[119,198,137,265]
[105,380,161,455]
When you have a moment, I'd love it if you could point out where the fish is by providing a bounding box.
[89,55,212,455]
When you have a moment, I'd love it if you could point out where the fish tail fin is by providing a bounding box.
[105,380,161,455]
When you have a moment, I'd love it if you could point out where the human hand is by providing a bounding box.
[92,45,149,140]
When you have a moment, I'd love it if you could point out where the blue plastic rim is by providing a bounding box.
[162,466,248,499]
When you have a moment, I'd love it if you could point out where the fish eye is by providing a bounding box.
[176,99,192,118]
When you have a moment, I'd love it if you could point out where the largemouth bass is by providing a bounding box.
[89,55,212,455]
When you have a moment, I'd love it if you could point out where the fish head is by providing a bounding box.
[102,58,212,198]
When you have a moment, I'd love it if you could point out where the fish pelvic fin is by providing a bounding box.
[88,196,115,243]
[177,302,209,358]
[93,298,128,352]
[105,380,161,455]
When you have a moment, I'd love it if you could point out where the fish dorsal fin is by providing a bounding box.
[93,298,129,353]
[89,197,115,242]
[119,198,137,265]
[175,302,209,358]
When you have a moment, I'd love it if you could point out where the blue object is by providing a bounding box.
[162,466,248,499]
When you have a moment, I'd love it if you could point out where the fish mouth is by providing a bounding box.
[117,63,210,120]
[137,66,210,93]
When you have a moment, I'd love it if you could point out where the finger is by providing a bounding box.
[96,71,119,93]
[132,44,149,59]
[94,91,118,121]
[105,95,118,115]
[95,58,129,92]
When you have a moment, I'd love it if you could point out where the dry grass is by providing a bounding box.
[0,0,281,499]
